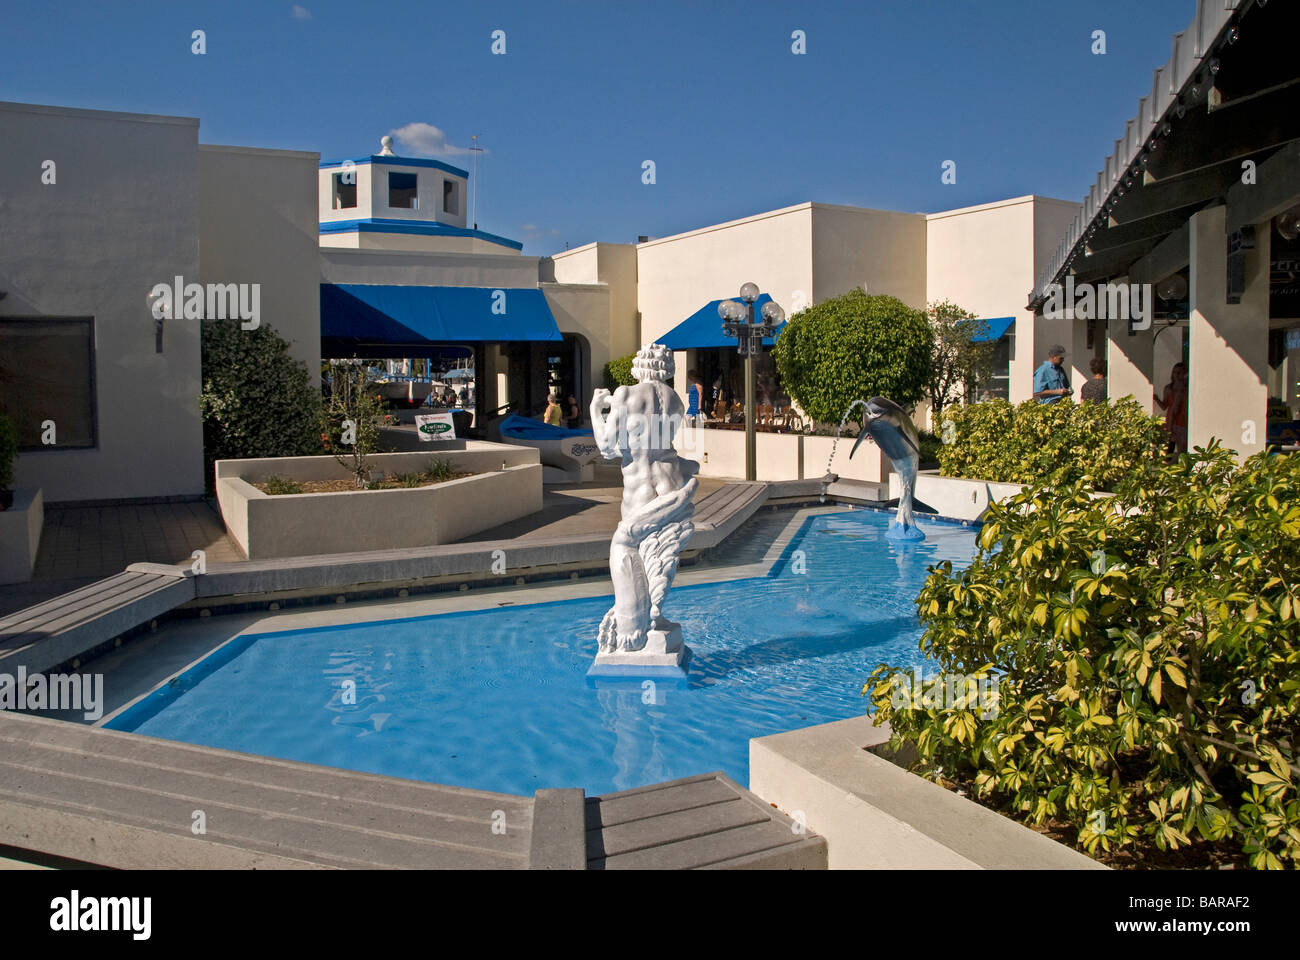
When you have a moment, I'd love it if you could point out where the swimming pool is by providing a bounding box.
[107,509,977,796]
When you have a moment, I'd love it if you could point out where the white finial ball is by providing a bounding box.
[380,135,395,155]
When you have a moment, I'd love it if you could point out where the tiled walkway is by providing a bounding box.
[33,500,243,579]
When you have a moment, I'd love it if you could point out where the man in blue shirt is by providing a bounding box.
[1033,344,1072,404]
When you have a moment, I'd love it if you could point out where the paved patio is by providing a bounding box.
[0,472,732,617]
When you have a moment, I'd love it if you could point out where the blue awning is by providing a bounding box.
[321,284,564,346]
[963,316,1016,342]
[659,294,784,350]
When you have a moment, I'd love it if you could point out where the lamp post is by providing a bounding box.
[719,282,784,481]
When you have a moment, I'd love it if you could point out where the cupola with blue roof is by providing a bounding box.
[318,135,521,254]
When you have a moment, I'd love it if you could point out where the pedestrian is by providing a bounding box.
[686,368,702,423]
[566,393,581,428]
[1033,344,1072,404]
[1080,357,1108,404]
[543,394,563,426]
[1154,362,1189,455]
[458,386,468,408]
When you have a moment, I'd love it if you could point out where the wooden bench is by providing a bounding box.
[0,566,194,675]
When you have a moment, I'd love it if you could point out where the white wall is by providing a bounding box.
[0,101,204,501]
[200,145,321,387]
[318,159,468,229]
[811,204,927,307]
[636,204,815,345]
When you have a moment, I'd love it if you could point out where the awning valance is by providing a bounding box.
[320,284,564,348]
[659,294,784,350]
[963,316,1016,342]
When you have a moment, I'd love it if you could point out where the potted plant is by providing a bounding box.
[0,411,16,511]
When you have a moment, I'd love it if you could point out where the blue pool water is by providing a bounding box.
[108,510,978,796]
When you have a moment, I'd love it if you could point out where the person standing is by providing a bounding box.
[1154,362,1189,454]
[685,369,702,423]
[566,393,581,428]
[543,394,563,426]
[1033,345,1072,404]
[1080,357,1108,404]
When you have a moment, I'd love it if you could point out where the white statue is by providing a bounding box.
[589,343,699,668]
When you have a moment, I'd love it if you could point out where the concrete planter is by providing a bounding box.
[0,488,43,585]
[675,427,884,483]
[750,715,1105,869]
[214,442,542,559]
[893,472,1026,522]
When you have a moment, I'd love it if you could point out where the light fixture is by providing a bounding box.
[1227,26,1240,44]
[738,281,760,304]
[1208,58,1221,76]
[1277,206,1300,242]
[1157,273,1188,301]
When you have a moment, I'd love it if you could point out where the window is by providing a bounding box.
[333,173,357,209]
[0,318,97,450]
[388,172,418,209]
[977,329,1013,402]
[443,179,459,215]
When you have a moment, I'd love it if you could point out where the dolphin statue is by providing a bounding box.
[850,396,924,540]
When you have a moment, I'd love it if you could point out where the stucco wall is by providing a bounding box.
[636,204,815,345]
[811,204,927,307]
[199,145,321,386]
[0,101,204,501]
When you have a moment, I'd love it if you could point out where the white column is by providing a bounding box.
[1188,205,1270,459]
[1106,276,1155,412]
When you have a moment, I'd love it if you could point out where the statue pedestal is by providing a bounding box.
[587,622,691,679]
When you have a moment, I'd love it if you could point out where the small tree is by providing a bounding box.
[199,319,321,483]
[604,353,637,389]
[772,289,933,425]
[924,300,996,414]
[321,360,385,488]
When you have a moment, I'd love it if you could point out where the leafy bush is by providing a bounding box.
[773,289,933,425]
[263,475,303,496]
[604,354,636,389]
[937,397,1164,491]
[917,429,942,466]
[0,412,16,492]
[427,457,456,482]
[867,443,1300,868]
[924,299,995,414]
[199,319,321,483]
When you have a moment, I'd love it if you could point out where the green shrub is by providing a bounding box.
[396,472,424,488]
[199,319,321,484]
[0,411,16,492]
[917,429,942,466]
[604,354,636,389]
[867,442,1300,868]
[937,397,1164,491]
[263,475,303,496]
[426,457,456,483]
[773,289,933,425]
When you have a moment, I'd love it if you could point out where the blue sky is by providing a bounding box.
[1,0,1195,255]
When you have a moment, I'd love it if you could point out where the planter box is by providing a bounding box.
[750,715,1105,869]
[891,472,1025,522]
[0,488,43,585]
[675,427,884,483]
[214,443,542,559]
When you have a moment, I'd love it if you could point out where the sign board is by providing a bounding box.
[415,412,456,442]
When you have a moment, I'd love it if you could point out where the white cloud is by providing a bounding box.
[388,122,476,158]
[291,5,312,20]
[520,223,539,232]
